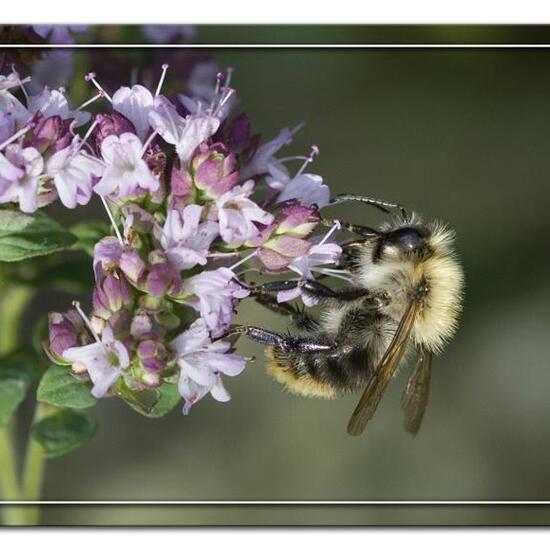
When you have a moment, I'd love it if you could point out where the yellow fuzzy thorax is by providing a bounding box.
[358,220,464,354]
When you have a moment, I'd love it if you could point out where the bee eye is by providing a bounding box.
[386,227,428,253]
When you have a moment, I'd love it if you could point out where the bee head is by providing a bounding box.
[374,226,432,262]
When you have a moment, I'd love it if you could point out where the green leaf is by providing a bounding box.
[71,221,110,256]
[146,383,181,418]
[37,365,97,409]
[0,210,77,262]
[0,353,36,425]
[116,379,180,418]
[0,353,36,387]
[1,253,94,293]
[0,379,27,427]
[32,317,49,356]
[32,409,97,459]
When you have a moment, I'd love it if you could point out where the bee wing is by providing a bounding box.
[401,347,432,436]
[347,297,420,436]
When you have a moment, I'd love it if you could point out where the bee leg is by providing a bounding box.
[252,279,369,305]
[228,325,336,352]
[250,284,318,330]
[300,280,370,301]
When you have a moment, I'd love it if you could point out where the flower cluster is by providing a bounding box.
[1,66,344,414]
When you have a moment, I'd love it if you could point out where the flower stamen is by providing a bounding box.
[213,87,235,117]
[224,67,234,88]
[155,64,170,97]
[318,220,341,246]
[141,130,159,156]
[294,145,320,178]
[100,195,125,247]
[72,301,101,344]
[85,72,112,103]
[0,123,34,151]
[76,91,105,112]
[229,250,257,271]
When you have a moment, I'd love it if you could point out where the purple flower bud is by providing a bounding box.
[257,236,312,272]
[191,143,240,199]
[275,202,320,238]
[48,310,91,360]
[92,274,133,320]
[264,235,312,258]
[169,163,193,207]
[93,112,136,152]
[256,248,292,272]
[48,311,78,359]
[145,262,182,297]
[28,115,63,154]
[252,207,315,272]
[130,312,153,338]
[142,371,161,388]
[137,339,168,372]
[225,113,250,152]
[120,250,146,285]
[106,309,133,339]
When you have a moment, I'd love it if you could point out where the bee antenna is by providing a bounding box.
[328,194,408,218]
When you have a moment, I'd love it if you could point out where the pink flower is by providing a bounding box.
[191,143,239,199]
[149,96,219,165]
[214,180,274,246]
[0,72,31,124]
[46,138,104,209]
[93,113,136,151]
[274,202,320,237]
[63,326,130,399]
[92,274,134,320]
[179,267,249,337]
[277,227,343,306]
[171,318,247,414]
[94,133,159,199]
[0,144,44,213]
[48,310,91,360]
[276,173,331,208]
[27,88,90,127]
[112,85,155,141]
[144,253,182,297]
[240,127,292,180]
[158,204,219,271]
[257,236,313,272]
[93,237,124,282]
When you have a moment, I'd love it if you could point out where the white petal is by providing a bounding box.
[276,173,331,207]
[53,172,77,208]
[277,287,302,303]
[171,318,211,356]
[176,116,220,165]
[112,85,154,140]
[210,376,231,402]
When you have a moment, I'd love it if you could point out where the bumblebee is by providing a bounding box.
[232,195,464,436]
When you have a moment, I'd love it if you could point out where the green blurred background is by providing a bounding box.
[8,26,550,525]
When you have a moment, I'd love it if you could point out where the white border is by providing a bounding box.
[5,0,550,24]
[0,38,547,508]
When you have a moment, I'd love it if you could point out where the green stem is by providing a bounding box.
[20,403,47,526]
[0,423,26,525]
[0,284,33,355]
[0,280,39,525]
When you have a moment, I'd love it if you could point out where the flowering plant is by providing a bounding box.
[0,61,349,523]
